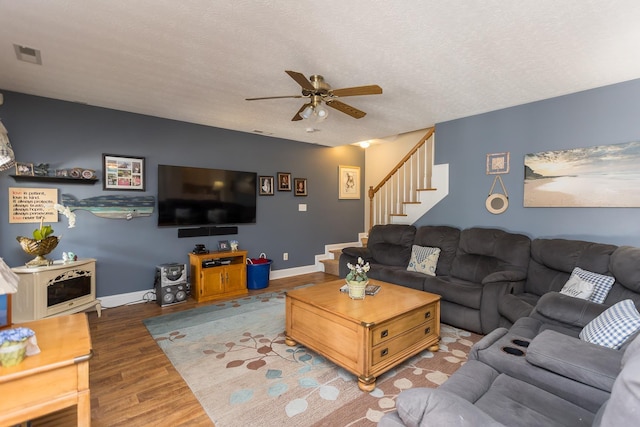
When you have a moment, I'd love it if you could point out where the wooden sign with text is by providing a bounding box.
[9,187,59,224]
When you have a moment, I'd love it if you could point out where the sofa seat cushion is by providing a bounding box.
[439,360,594,426]
[423,276,482,309]
[378,266,429,291]
[499,293,537,324]
[474,374,595,426]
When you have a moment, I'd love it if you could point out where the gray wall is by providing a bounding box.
[0,91,365,297]
[418,78,640,246]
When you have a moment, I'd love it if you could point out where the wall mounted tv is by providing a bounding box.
[157,164,257,227]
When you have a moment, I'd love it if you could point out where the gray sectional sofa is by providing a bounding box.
[379,331,640,426]
[356,224,640,426]
[340,224,531,334]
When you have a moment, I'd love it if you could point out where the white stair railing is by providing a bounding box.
[368,127,436,229]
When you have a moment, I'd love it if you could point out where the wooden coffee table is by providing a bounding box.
[285,279,440,391]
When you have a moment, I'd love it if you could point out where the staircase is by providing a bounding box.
[368,127,448,228]
[318,127,448,274]
[317,234,368,276]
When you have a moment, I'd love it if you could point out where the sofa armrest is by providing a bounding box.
[392,388,504,427]
[339,248,374,278]
[532,292,608,328]
[526,330,622,392]
[341,246,373,261]
[469,327,509,361]
[482,270,527,284]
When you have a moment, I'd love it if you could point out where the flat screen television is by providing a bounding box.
[158,164,257,227]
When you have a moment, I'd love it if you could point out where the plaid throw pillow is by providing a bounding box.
[407,245,441,276]
[560,274,595,300]
[580,299,640,349]
[569,267,615,304]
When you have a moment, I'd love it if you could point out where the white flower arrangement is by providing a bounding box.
[0,327,34,345]
[346,257,370,283]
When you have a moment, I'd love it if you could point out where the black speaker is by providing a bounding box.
[155,263,189,307]
[178,226,239,238]
[155,281,188,307]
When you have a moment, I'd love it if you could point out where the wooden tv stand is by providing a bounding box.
[189,250,248,302]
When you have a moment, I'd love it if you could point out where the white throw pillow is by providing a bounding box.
[566,267,615,304]
[407,245,440,276]
[580,299,640,349]
[560,274,595,300]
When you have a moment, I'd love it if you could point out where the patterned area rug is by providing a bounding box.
[143,289,482,426]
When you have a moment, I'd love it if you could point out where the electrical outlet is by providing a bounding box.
[283,252,288,261]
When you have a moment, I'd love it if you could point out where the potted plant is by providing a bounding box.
[345,257,370,299]
[16,203,76,267]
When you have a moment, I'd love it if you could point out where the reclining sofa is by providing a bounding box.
[373,233,640,426]
[379,329,640,426]
[340,224,531,334]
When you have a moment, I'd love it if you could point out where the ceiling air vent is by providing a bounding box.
[14,44,42,65]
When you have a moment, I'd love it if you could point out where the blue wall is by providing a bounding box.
[0,91,365,297]
[418,79,640,246]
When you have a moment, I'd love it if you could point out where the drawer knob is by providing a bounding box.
[425,327,431,335]
[380,329,389,338]
[425,311,431,319]
[381,348,389,357]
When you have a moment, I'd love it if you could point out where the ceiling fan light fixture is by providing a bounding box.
[299,105,314,120]
[313,104,328,121]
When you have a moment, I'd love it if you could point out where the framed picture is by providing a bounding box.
[218,240,230,251]
[338,165,360,199]
[259,176,274,195]
[103,154,145,191]
[15,162,34,176]
[486,152,510,175]
[294,178,307,196]
[524,140,640,207]
[277,172,291,191]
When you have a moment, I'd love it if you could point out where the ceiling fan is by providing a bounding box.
[246,70,382,121]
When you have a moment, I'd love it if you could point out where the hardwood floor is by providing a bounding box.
[30,272,339,427]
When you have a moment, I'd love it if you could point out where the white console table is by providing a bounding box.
[11,258,101,323]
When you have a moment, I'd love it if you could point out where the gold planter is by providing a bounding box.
[16,235,60,267]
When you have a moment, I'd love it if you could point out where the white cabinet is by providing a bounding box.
[11,258,101,322]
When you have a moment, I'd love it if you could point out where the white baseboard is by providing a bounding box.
[98,264,321,308]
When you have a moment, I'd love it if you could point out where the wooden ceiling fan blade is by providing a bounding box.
[331,85,383,97]
[245,95,303,101]
[326,100,366,119]
[292,102,311,121]
[285,70,315,91]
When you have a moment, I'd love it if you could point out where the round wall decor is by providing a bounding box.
[486,175,509,214]
[486,193,509,214]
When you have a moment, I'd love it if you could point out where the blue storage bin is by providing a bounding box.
[247,253,271,290]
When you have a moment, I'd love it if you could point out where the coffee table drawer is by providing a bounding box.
[371,303,437,346]
[371,319,437,365]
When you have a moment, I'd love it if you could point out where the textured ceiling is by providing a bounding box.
[1,1,640,147]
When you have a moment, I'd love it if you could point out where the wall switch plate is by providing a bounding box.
[298,204,307,211]
[283,252,288,261]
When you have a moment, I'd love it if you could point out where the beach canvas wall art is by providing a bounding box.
[524,141,640,207]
